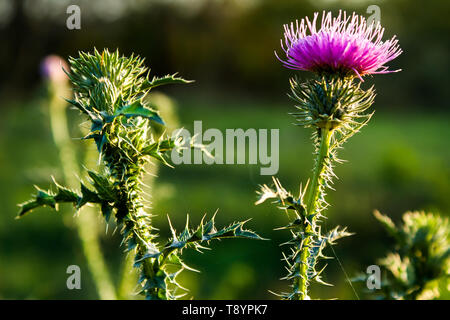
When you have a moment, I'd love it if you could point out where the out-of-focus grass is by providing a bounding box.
[0,92,448,299]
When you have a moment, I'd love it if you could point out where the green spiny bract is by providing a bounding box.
[18,49,263,300]
[371,210,450,300]
[289,75,375,139]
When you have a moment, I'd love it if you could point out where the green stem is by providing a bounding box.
[48,84,117,300]
[107,134,163,299]
[296,127,333,300]
[117,144,160,300]
[305,127,333,213]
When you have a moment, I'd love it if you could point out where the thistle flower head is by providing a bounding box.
[277,11,402,79]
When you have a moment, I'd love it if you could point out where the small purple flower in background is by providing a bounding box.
[276,11,402,80]
[40,55,69,84]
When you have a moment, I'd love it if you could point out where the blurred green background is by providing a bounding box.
[0,0,448,299]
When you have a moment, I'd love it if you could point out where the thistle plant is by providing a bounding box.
[369,210,449,300]
[257,11,402,300]
[18,49,262,300]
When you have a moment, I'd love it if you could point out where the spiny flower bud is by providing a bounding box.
[67,49,148,115]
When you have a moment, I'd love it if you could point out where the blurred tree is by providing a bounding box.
[0,0,448,110]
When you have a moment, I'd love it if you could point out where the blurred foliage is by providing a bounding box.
[0,0,449,299]
[368,211,449,300]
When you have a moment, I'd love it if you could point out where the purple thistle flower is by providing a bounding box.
[276,11,402,80]
[40,55,69,84]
